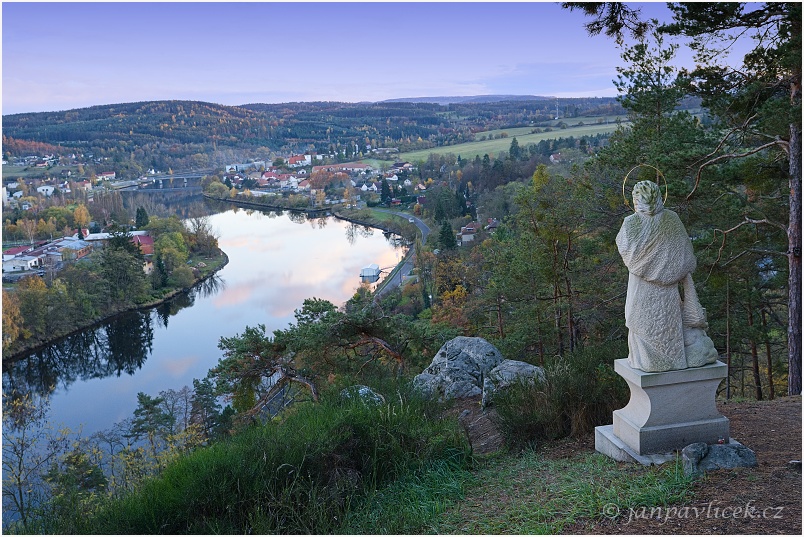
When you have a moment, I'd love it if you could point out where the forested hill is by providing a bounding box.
[380,94,553,105]
[2,96,624,177]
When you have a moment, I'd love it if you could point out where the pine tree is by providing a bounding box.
[438,221,456,250]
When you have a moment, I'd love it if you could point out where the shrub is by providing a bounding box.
[493,341,629,449]
[168,265,195,288]
[34,382,470,534]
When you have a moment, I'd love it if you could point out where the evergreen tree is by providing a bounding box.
[380,179,391,203]
[190,378,221,440]
[129,392,174,454]
[509,137,522,160]
[135,207,149,229]
[438,221,456,250]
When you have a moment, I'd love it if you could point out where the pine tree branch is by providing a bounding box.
[688,140,786,199]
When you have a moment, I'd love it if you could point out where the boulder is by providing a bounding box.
[339,385,385,406]
[413,337,504,400]
[481,359,545,408]
[682,441,758,477]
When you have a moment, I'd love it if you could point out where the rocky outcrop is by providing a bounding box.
[413,337,505,400]
[414,337,545,404]
[482,359,545,408]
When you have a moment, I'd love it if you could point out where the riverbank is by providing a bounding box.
[332,207,420,240]
[2,250,229,362]
[202,193,333,216]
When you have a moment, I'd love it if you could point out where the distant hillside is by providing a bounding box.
[2,97,624,179]
[382,95,554,105]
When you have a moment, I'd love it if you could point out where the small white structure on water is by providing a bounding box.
[360,263,380,283]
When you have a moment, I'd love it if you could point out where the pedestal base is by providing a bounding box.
[596,359,729,461]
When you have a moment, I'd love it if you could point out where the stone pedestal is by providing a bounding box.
[596,359,729,464]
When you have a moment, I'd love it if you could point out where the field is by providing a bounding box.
[397,119,628,163]
[2,164,79,180]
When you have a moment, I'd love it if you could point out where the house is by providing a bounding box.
[97,171,116,181]
[226,163,255,173]
[457,222,481,245]
[36,185,56,197]
[311,162,372,174]
[287,155,311,167]
[549,152,562,164]
[83,230,150,249]
[484,218,500,232]
[2,255,39,272]
[297,180,311,191]
[49,238,93,262]
[3,245,32,261]
[75,180,93,192]
[131,235,154,256]
[278,174,298,189]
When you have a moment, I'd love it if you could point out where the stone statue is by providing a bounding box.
[616,180,718,372]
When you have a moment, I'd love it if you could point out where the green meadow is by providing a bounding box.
[397,119,628,163]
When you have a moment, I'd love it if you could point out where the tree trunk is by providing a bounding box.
[726,279,732,399]
[788,121,802,396]
[747,299,763,400]
[496,294,505,339]
[761,309,775,400]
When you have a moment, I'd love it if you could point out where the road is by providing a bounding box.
[374,211,429,298]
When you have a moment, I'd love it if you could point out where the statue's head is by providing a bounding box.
[632,180,663,215]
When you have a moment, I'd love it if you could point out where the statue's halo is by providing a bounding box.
[622,164,668,211]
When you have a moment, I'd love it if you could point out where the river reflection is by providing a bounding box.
[2,209,403,434]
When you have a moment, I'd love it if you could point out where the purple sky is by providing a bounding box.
[2,2,749,115]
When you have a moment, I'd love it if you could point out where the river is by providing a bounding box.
[2,207,405,436]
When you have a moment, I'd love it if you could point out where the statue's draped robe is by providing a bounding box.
[616,208,696,372]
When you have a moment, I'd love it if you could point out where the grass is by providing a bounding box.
[18,381,699,535]
[341,456,475,534]
[3,165,79,180]
[24,384,471,534]
[430,450,694,534]
[398,121,626,162]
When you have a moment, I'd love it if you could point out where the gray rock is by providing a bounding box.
[682,441,757,476]
[339,385,385,406]
[481,359,545,408]
[413,337,504,401]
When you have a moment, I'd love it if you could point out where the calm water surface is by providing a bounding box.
[2,208,404,435]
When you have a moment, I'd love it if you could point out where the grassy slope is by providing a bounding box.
[398,120,627,162]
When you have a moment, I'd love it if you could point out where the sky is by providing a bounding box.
[1,1,750,115]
